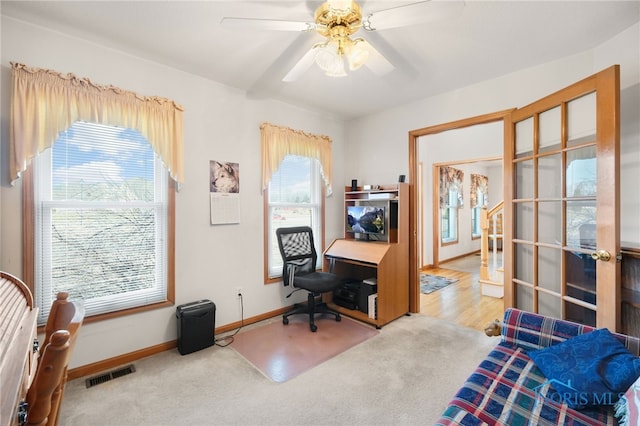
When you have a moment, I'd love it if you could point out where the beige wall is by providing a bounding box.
[0,16,347,368]
[1,13,638,370]
[347,23,640,245]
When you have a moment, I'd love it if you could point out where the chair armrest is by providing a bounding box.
[501,308,640,354]
[284,262,296,287]
[501,308,595,350]
[282,259,312,287]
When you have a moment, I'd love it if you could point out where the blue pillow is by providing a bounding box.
[528,328,640,409]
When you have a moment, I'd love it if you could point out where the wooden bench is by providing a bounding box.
[1,272,84,426]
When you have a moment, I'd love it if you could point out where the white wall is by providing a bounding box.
[0,17,347,368]
[0,2,3,267]
[1,16,638,370]
[418,122,503,265]
[595,25,640,241]
[347,22,640,248]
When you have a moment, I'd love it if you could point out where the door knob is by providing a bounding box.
[590,249,611,262]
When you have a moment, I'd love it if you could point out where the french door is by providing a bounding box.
[504,65,620,330]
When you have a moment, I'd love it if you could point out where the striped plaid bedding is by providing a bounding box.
[436,308,640,426]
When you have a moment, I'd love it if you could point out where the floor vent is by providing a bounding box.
[85,364,136,388]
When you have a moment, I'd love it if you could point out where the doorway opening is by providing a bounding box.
[408,110,512,331]
[420,158,503,331]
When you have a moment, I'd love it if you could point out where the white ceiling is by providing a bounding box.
[2,0,639,119]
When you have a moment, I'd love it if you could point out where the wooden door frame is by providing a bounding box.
[506,65,620,329]
[407,110,513,313]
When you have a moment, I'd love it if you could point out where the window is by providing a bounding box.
[11,63,181,325]
[265,155,323,280]
[441,187,459,244]
[259,122,332,282]
[32,121,173,324]
[471,189,486,238]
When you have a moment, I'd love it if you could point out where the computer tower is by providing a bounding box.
[359,279,377,314]
[176,300,216,355]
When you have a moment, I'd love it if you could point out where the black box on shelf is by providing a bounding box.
[333,280,361,310]
[359,278,377,314]
[176,299,216,355]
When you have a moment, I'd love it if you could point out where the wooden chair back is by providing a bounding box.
[26,292,84,426]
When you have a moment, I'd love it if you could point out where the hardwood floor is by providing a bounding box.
[419,252,505,333]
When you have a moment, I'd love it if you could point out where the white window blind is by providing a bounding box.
[267,155,322,278]
[33,121,168,324]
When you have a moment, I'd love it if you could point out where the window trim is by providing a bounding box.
[440,205,459,246]
[22,166,175,326]
[471,205,483,240]
[471,210,482,240]
[440,186,460,246]
[262,161,326,284]
[471,188,486,240]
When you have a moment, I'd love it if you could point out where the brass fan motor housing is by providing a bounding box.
[314,1,362,40]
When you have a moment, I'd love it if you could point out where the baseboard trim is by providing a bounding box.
[68,341,176,380]
[440,250,481,264]
[68,305,292,380]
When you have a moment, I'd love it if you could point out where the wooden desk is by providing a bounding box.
[324,239,409,327]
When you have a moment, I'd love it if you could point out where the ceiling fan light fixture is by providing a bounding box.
[324,58,347,77]
[314,43,342,73]
[326,0,354,16]
[346,39,369,71]
[224,0,466,82]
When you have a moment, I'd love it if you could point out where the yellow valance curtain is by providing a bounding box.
[9,62,184,185]
[260,122,333,196]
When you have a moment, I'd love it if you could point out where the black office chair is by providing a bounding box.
[276,226,343,332]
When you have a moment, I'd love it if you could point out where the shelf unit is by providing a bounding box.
[621,244,640,338]
[323,183,409,327]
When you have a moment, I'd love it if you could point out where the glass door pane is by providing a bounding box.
[515,117,534,158]
[507,66,619,329]
[538,201,561,245]
[566,146,596,198]
[568,92,596,146]
[538,154,562,199]
[566,200,596,249]
[539,106,562,153]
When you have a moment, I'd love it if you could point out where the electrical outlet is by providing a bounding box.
[236,287,242,298]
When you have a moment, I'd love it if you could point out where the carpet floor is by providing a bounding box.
[420,273,459,294]
[231,315,379,382]
[59,314,499,425]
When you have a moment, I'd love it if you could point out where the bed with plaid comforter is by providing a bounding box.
[436,308,640,426]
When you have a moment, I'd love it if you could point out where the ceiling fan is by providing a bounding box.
[220,0,465,81]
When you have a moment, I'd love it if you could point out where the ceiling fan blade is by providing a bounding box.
[220,17,317,32]
[363,31,419,79]
[246,34,319,98]
[282,47,318,82]
[361,40,394,76]
[363,0,465,31]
